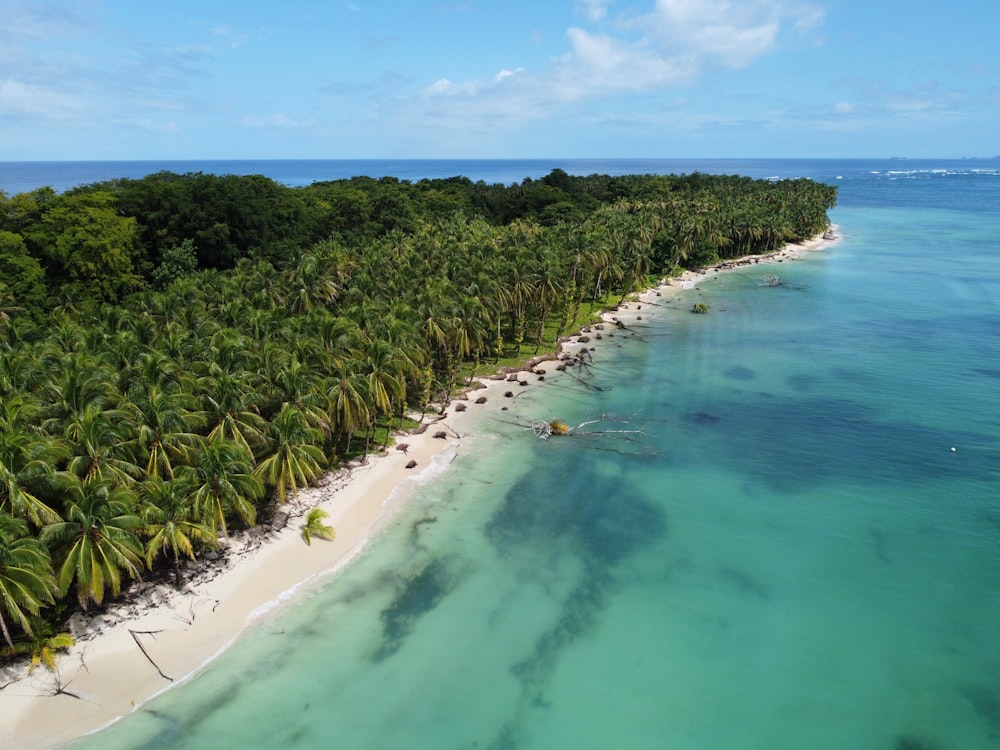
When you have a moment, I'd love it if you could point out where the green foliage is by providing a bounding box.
[23,191,142,303]
[0,166,836,658]
[0,231,47,311]
[691,302,710,314]
[300,507,336,546]
[152,238,199,289]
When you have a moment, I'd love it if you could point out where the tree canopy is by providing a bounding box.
[0,168,836,655]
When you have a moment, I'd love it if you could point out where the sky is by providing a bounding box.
[1,0,998,160]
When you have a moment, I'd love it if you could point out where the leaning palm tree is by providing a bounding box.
[0,617,74,673]
[0,511,59,649]
[41,477,144,609]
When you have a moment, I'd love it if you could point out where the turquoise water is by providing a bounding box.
[66,165,999,749]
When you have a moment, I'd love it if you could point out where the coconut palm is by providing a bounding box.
[64,403,143,485]
[0,511,59,648]
[253,404,326,502]
[139,476,216,585]
[0,617,75,673]
[0,395,64,527]
[41,477,144,608]
[124,385,205,480]
[197,364,269,460]
[182,438,262,538]
[300,507,335,546]
[326,359,371,455]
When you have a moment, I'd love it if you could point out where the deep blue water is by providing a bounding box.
[33,158,1000,750]
[2,156,998,198]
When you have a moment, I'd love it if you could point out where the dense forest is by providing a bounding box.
[0,168,836,663]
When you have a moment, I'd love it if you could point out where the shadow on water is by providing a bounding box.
[961,684,1000,739]
[372,556,465,662]
[685,393,997,493]
[480,465,667,748]
[132,683,241,749]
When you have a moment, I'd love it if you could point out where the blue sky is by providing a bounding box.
[1,0,997,160]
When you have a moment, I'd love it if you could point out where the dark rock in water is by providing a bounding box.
[724,364,757,381]
[405,460,417,469]
[475,396,488,404]
[504,391,514,398]
[684,411,721,425]
[895,736,936,750]
[577,335,590,343]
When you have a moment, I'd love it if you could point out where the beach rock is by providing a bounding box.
[405,460,417,469]
[433,431,448,439]
[475,396,487,404]
[578,335,591,343]
[396,443,410,453]
[504,391,514,398]
[455,402,467,412]
[518,380,528,386]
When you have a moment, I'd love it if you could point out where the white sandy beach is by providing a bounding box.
[0,231,836,749]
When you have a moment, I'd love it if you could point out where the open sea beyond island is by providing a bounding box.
[13,158,996,749]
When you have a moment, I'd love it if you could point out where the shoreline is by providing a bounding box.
[0,230,838,749]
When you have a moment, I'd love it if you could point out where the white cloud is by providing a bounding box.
[0,79,82,120]
[418,0,824,122]
[576,0,613,22]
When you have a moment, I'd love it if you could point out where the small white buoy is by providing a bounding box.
[950,447,956,452]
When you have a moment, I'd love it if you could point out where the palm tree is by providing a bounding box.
[41,477,144,608]
[124,385,205,480]
[300,507,335,546]
[0,395,64,527]
[0,282,24,323]
[0,511,59,648]
[0,617,74,673]
[64,403,143,485]
[182,438,262,539]
[197,364,269,461]
[253,404,326,503]
[326,359,371,455]
[139,476,216,586]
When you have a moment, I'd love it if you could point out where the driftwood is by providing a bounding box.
[129,630,173,682]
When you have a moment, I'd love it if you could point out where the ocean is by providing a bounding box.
[31,158,1000,749]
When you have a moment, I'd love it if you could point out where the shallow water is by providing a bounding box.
[65,163,1000,750]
